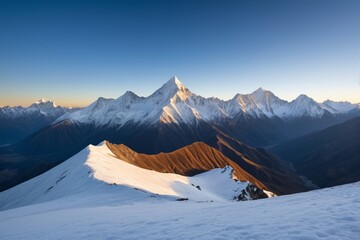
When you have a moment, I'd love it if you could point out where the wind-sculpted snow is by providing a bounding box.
[0,180,358,240]
[56,77,360,126]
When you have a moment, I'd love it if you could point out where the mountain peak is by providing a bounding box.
[115,91,142,104]
[254,87,265,93]
[150,76,191,101]
[165,76,185,90]
[251,87,274,96]
[121,91,140,99]
[294,94,314,102]
[248,87,279,101]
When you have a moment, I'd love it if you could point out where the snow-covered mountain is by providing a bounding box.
[0,141,269,211]
[56,77,216,125]
[0,99,79,145]
[56,77,360,127]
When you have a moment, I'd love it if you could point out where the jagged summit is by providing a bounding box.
[248,87,279,100]
[160,75,183,89]
[160,76,185,90]
[292,94,319,107]
[252,87,266,93]
[150,76,190,100]
[118,91,141,101]
[168,76,182,86]
[294,94,313,102]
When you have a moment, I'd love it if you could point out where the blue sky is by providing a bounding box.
[0,0,359,107]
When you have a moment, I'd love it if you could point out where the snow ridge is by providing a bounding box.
[0,142,256,211]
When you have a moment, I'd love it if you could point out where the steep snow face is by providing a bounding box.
[57,77,360,126]
[0,142,255,211]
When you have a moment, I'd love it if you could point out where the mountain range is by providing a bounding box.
[57,76,359,125]
[1,77,359,146]
[0,77,359,195]
[0,99,77,145]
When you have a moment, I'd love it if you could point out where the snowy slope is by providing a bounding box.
[0,142,255,211]
[56,77,360,127]
[0,180,358,240]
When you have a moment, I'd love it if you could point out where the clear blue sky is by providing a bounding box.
[1,0,359,107]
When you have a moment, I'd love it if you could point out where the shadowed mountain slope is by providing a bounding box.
[0,99,78,145]
[271,117,360,187]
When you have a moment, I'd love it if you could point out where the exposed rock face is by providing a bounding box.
[234,184,269,201]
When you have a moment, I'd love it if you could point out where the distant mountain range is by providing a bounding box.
[52,77,359,147]
[0,77,359,195]
[0,99,78,145]
[2,77,358,146]
[57,76,359,125]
